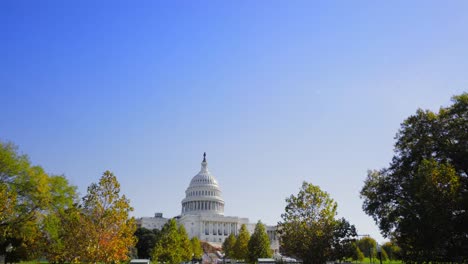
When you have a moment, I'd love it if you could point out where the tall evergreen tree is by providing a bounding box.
[152,219,182,264]
[223,233,237,259]
[247,221,272,263]
[233,224,250,260]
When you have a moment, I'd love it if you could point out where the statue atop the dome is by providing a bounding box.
[203,152,206,162]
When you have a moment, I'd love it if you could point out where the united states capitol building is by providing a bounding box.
[137,153,279,252]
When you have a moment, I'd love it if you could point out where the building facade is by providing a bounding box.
[137,154,279,252]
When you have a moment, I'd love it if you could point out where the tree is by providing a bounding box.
[233,224,250,260]
[330,218,357,262]
[135,227,160,259]
[360,93,468,262]
[0,141,77,262]
[223,233,237,259]
[248,221,272,263]
[191,237,203,259]
[51,204,89,263]
[278,182,356,264]
[351,243,364,262]
[379,247,388,261]
[381,241,401,260]
[152,219,183,264]
[178,225,193,262]
[40,175,80,263]
[81,170,137,263]
[356,237,376,260]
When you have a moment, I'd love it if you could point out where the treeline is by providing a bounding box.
[0,142,136,263]
[135,220,203,264]
[222,222,272,263]
[353,237,402,262]
[135,221,273,264]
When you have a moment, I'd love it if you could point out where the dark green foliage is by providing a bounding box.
[135,227,161,259]
[247,221,272,263]
[360,93,468,262]
[330,218,358,262]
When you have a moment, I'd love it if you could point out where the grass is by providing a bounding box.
[351,257,402,264]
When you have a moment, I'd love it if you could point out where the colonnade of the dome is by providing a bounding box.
[181,200,224,213]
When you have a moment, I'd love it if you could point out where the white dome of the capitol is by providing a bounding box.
[181,153,225,215]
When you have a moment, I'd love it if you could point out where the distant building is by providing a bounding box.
[137,153,279,252]
[137,212,169,230]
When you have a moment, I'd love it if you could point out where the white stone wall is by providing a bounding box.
[138,216,169,230]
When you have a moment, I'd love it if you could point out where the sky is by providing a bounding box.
[1,1,467,244]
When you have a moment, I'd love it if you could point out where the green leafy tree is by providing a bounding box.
[351,243,364,262]
[381,241,401,260]
[248,221,272,263]
[278,182,339,264]
[360,93,468,262]
[0,141,77,262]
[152,219,183,264]
[223,233,237,259]
[191,237,203,259]
[178,225,193,261]
[81,170,137,263]
[50,204,90,263]
[40,175,79,262]
[379,247,388,261]
[233,224,250,260]
[356,237,376,260]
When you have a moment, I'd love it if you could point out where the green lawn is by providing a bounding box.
[351,257,402,264]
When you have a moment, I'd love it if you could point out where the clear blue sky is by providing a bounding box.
[1,1,467,243]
